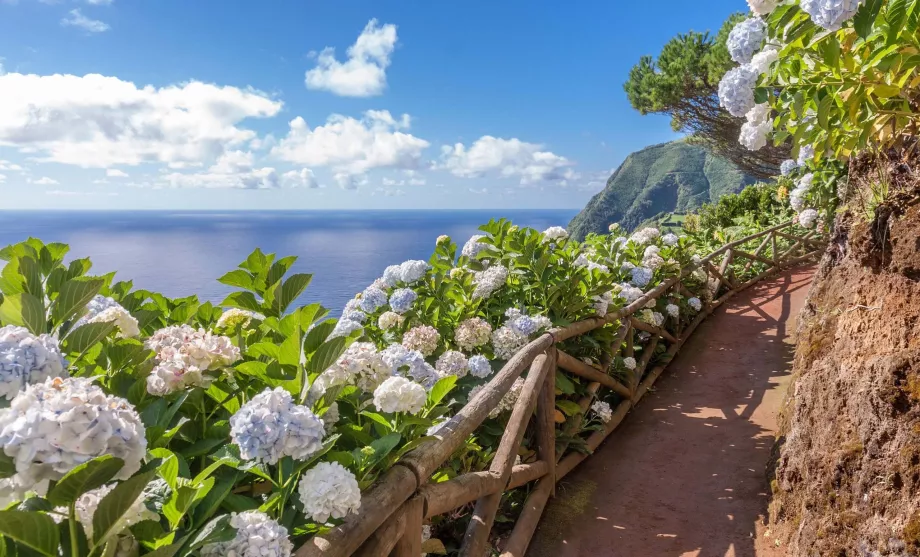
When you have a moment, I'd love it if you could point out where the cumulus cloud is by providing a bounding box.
[61,9,109,33]
[334,173,368,190]
[161,151,279,189]
[106,169,129,178]
[439,136,576,185]
[282,168,319,188]
[272,110,429,179]
[31,176,59,185]
[305,19,397,97]
[0,160,23,172]
[0,72,283,169]
[382,175,426,187]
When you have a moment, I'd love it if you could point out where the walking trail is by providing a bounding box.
[527,266,815,557]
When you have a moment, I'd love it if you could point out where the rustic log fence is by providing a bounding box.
[297,220,824,557]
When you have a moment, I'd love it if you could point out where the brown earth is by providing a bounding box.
[527,266,815,557]
[768,189,920,554]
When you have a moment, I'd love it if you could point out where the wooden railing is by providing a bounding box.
[297,221,825,557]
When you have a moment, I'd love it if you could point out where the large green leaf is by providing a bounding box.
[52,277,104,326]
[427,376,458,407]
[0,511,60,556]
[219,291,263,313]
[47,456,125,507]
[63,321,116,355]
[91,471,155,546]
[0,293,47,334]
[302,320,336,355]
[305,337,346,375]
[17,257,43,299]
[855,0,885,38]
[217,269,254,291]
[0,453,15,480]
[188,514,235,549]
[274,273,312,315]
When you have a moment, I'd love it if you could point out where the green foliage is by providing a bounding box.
[568,140,758,240]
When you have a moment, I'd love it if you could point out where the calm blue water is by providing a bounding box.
[0,210,577,314]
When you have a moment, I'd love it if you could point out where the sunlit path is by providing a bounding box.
[528,267,815,557]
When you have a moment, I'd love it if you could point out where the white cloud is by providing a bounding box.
[160,150,278,189]
[106,168,129,178]
[0,72,282,169]
[468,187,489,194]
[305,19,397,97]
[381,175,426,187]
[272,110,429,179]
[282,168,318,188]
[0,160,23,172]
[0,174,6,183]
[32,176,59,185]
[334,173,368,191]
[61,9,109,33]
[87,0,114,5]
[439,136,577,185]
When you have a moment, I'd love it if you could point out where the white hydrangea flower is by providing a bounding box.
[0,476,49,508]
[798,208,819,229]
[750,46,779,75]
[381,265,402,288]
[691,254,702,267]
[639,309,665,328]
[591,401,613,423]
[616,283,645,305]
[542,226,569,242]
[747,0,779,15]
[718,64,759,117]
[472,265,509,299]
[0,377,146,492]
[666,304,680,319]
[630,267,653,288]
[800,0,863,31]
[727,17,766,64]
[608,223,620,232]
[491,326,529,360]
[297,462,361,523]
[73,484,156,539]
[200,511,292,557]
[454,317,492,351]
[397,260,430,284]
[622,357,637,371]
[629,227,660,245]
[642,247,665,271]
[688,297,703,312]
[461,234,491,259]
[78,297,140,339]
[0,325,68,400]
[505,311,552,336]
[739,103,773,151]
[662,233,679,246]
[467,355,493,378]
[485,377,525,418]
[780,159,798,176]
[373,376,427,414]
[574,253,609,273]
[436,234,450,245]
[403,325,440,357]
[435,350,469,378]
[377,311,403,330]
[230,388,325,464]
[359,286,389,313]
[329,317,363,340]
[216,308,263,332]
[144,325,239,393]
[593,291,614,317]
[317,342,390,393]
[797,145,816,166]
[790,172,815,212]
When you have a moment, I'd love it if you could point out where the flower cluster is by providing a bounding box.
[76,295,140,338]
[403,325,441,357]
[455,317,492,351]
[780,159,798,176]
[727,17,766,64]
[216,308,262,331]
[666,304,680,319]
[373,376,427,414]
[688,297,703,312]
[472,265,509,299]
[798,208,819,229]
[462,234,491,259]
[389,288,418,314]
[747,0,779,15]
[718,65,759,117]
[542,226,569,242]
[145,324,240,396]
[629,227,660,245]
[591,401,613,423]
[468,354,493,378]
[316,342,390,393]
[790,173,815,213]
[800,0,864,31]
[359,285,389,312]
[382,260,430,287]
[623,357,637,371]
[740,103,773,152]
[201,511,293,557]
[630,266,653,288]
[297,462,362,523]
[0,325,68,400]
[435,350,470,378]
[0,378,146,497]
[377,311,404,330]
[230,388,326,464]
[73,484,156,539]
[381,343,439,387]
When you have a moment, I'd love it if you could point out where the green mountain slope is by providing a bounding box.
[569,140,758,239]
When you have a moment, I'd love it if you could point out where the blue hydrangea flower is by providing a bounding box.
[718,65,759,117]
[510,315,538,336]
[230,387,325,464]
[780,159,798,176]
[631,267,654,288]
[727,17,766,64]
[389,289,417,314]
[381,265,402,288]
[398,260,429,284]
[0,325,68,400]
[359,286,388,313]
[800,0,863,31]
[468,355,493,379]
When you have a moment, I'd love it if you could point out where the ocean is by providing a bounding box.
[0,210,578,315]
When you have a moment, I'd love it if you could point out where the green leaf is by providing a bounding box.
[0,293,46,334]
[139,539,187,557]
[278,325,302,368]
[52,277,104,326]
[188,514,235,549]
[855,0,884,38]
[17,257,43,299]
[0,452,16,480]
[46,456,125,507]
[91,471,155,546]
[555,371,576,395]
[0,511,60,556]
[273,273,312,316]
[63,321,116,355]
[556,400,583,417]
[366,433,401,469]
[360,411,394,432]
[427,376,457,407]
[305,337,346,375]
[246,342,281,360]
[217,269,254,291]
[302,320,335,355]
[219,291,263,313]
[887,0,910,40]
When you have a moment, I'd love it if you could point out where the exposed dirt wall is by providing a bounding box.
[770,164,920,555]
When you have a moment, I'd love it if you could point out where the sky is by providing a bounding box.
[0,0,743,210]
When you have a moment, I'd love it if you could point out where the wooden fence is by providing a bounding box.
[296,220,825,557]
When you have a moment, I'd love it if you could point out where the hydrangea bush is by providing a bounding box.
[0,208,811,554]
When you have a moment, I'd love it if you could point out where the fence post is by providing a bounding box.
[391,497,424,557]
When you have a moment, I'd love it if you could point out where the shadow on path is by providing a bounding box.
[527,267,815,557]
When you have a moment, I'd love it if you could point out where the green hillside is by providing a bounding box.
[569,140,757,239]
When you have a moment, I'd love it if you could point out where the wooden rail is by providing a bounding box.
[295,220,824,557]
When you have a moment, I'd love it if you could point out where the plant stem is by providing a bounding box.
[69,503,79,557]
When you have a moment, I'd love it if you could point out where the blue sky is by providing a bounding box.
[0,0,743,210]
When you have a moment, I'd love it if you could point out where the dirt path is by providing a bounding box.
[527,267,815,557]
